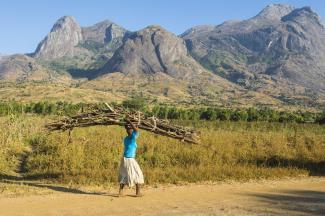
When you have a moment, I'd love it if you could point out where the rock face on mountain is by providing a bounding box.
[33,16,83,59]
[82,20,128,44]
[2,4,325,107]
[0,54,54,81]
[182,4,325,104]
[101,25,203,79]
[252,4,295,21]
[82,20,112,44]
[33,16,129,61]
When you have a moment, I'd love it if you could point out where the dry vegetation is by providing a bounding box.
[0,82,124,103]
[45,106,199,143]
[0,79,285,108]
[0,115,324,187]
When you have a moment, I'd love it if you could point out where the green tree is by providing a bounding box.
[316,110,325,124]
[230,110,248,121]
[217,109,231,121]
[247,107,260,121]
[200,108,216,120]
[122,98,147,111]
[167,106,180,119]
[188,109,200,120]
[157,106,169,119]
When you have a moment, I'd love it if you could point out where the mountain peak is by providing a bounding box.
[93,19,112,26]
[180,25,216,38]
[281,6,324,26]
[146,25,164,30]
[82,20,127,44]
[253,4,295,20]
[33,16,82,59]
[50,16,79,32]
[140,25,168,33]
[101,26,202,78]
[135,25,179,38]
[84,20,113,30]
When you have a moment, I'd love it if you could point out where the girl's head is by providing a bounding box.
[125,124,133,136]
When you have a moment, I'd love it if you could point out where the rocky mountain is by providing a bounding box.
[252,4,295,21]
[100,25,205,79]
[0,54,66,82]
[82,20,127,44]
[33,17,128,61]
[182,4,325,105]
[29,16,130,80]
[93,25,277,107]
[33,16,83,59]
[0,4,324,108]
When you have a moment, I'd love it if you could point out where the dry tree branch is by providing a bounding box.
[45,105,199,144]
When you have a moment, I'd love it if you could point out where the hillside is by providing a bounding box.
[0,54,70,82]
[182,4,325,106]
[0,4,324,108]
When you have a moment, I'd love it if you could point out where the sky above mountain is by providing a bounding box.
[1,0,325,54]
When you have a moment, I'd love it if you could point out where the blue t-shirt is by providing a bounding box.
[123,131,139,158]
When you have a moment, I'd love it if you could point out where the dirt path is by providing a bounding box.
[0,177,324,216]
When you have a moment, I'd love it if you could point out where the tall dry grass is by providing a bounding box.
[0,116,44,176]
[0,116,324,184]
[22,119,325,184]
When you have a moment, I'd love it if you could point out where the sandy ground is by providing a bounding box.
[0,177,324,216]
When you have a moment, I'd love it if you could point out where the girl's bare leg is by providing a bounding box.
[136,184,143,197]
[119,184,124,196]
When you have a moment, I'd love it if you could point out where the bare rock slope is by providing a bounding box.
[1,4,324,107]
[101,25,206,79]
[182,4,325,104]
[33,16,83,59]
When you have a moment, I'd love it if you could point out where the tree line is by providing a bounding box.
[0,100,324,124]
[149,105,325,124]
[122,98,325,124]
[0,101,82,116]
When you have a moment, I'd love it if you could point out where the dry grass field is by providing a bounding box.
[1,115,324,186]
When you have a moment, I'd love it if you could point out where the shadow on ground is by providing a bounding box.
[0,173,119,197]
[255,157,325,176]
[248,190,325,216]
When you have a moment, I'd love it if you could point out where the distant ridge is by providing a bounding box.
[182,4,325,106]
[0,4,324,108]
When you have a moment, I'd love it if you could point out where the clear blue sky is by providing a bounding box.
[1,0,324,54]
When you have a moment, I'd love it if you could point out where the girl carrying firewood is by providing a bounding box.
[118,117,144,197]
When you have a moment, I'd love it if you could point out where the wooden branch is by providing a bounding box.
[45,105,199,144]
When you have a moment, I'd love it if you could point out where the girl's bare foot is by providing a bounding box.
[135,184,143,197]
[135,193,143,197]
[118,191,124,197]
[119,184,125,197]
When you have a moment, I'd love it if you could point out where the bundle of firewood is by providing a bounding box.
[45,104,199,144]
